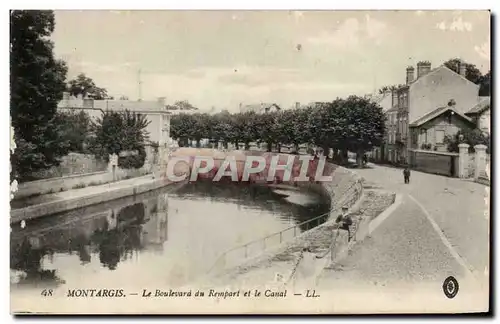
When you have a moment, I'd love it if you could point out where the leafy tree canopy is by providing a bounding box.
[67,73,110,100]
[10,10,70,181]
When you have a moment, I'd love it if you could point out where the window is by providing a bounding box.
[435,130,445,144]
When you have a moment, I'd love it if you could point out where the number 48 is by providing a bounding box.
[41,289,53,297]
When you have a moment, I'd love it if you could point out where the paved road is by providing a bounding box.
[356,163,489,277]
[312,164,489,312]
[316,163,489,300]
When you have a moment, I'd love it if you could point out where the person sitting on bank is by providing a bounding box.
[335,206,353,242]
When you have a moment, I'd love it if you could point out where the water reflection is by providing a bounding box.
[11,191,171,287]
[10,181,329,289]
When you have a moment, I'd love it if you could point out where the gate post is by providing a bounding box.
[458,143,469,178]
[474,144,487,180]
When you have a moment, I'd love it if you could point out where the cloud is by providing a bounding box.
[437,21,447,30]
[307,18,360,48]
[436,16,473,32]
[365,15,388,44]
[475,37,490,61]
[307,16,388,49]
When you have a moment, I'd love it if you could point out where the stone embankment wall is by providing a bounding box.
[13,162,151,200]
[202,160,365,279]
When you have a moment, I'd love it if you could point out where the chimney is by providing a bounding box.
[77,93,83,100]
[406,66,415,84]
[459,61,466,77]
[391,89,398,107]
[417,61,432,79]
[157,97,166,106]
[239,102,243,112]
[295,102,300,109]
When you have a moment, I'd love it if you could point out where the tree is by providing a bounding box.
[444,58,483,84]
[210,111,235,149]
[328,96,385,167]
[55,110,91,153]
[67,73,109,100]
[478,71,491,96]
[191,113,211,147]
[238,111,259,150]
[88,110,150,168]
[174,100,199,111]
[170,113,197,147]
[10,10,70,181]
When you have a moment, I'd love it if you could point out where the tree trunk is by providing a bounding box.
[294,143,299,153]
[332,149,339,162]
[267,142,272,152]
[341,149,348,165]
[356,150,364,168]
[196,140,201,148]
[322,145,330,159]
[244,142,250,150]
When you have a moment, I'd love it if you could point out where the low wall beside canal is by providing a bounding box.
[13,163,151,200]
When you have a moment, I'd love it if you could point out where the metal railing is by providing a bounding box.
[206,180,361,275]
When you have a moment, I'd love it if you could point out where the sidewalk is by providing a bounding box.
[10,174,178,223]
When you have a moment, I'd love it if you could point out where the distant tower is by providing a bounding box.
[137,69,143,101]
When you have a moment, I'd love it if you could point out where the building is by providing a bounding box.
[392,60,480,163]
[368,90,393,161]
[465,96,491,134]
[383,106,399,162]
[58,93,171,146]
[408,101,476,153]
[239,103,281,114]
[164,102,199,115]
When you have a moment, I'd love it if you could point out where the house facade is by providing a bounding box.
[368,90,395,162]
[391,61,480,164]
[58,93,172,148]
[408,104,476,152]
[465,96,491,134]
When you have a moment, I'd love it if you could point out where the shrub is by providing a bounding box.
[118,149,146,169]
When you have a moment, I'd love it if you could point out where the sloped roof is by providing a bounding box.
[93,100,164,113]
[409,64,478,88]
[409,106,474,127]
[465,97,490,116]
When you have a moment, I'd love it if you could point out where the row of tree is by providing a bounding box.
[171,96,386,166]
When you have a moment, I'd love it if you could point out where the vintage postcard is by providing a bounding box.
[9,10,491,314]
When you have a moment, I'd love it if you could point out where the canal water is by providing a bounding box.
[10,181,330,291]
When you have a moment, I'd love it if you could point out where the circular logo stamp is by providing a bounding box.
[442,276,459,299]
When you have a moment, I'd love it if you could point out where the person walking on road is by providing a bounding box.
[403,167,411,184]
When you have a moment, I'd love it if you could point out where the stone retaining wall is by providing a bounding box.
[205,162,364,280]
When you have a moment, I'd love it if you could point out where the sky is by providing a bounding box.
[52,10,491,112]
